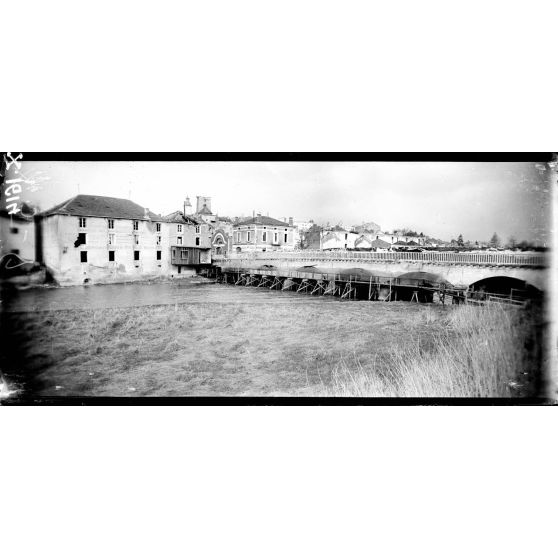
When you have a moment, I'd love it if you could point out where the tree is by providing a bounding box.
[507,236,517,250]
[457,234,464,247]
[489,232,500,248]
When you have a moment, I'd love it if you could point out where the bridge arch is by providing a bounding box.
[467,275,543,300]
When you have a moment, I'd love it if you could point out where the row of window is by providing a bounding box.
[80,250,162,263]
[77,233,200,246]
[79,249,194,263]
[235,231,289,243]
[78,218,200,234]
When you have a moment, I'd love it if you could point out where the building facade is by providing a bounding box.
[35,195,211,285]
[320,227,359,250]
[164,210,212,271]
[232,214,295,252]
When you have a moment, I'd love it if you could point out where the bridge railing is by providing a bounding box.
[215,250,547,267]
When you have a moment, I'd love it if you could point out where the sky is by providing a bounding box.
[4,159,553,244]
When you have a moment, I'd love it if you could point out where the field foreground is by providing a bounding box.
[1,297,545,398]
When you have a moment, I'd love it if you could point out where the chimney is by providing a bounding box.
[144,207,150,218]
[256,213,262,224]
[288,217,293,227]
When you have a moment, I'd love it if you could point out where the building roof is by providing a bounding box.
[197,204,213,216]
[40,195,162,221]
[164,211,201,225]
[236,215,291,227]
[370,238,391,248]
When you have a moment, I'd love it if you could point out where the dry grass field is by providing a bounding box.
[1,297,544,398]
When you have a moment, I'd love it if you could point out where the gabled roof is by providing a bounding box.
[164,211,201,225]
[370,238,391,248]
[236,215,291,227]
[40,195,161,221]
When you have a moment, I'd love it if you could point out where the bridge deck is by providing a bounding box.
[214,250,547,267]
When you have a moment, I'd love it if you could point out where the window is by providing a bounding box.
[134,234,139,245]
[345,234,348,240]
[181,249,188,260]
[109,251,115,262]
[284,233,288,242]
[262,231,267,242]
[156,250,161,261]
[9,227,18,234]
[177,224,183,233]
[76,232,87,245]
[108,219,114,229]
[79,218,86,228]
[133,221,139,231]
[172,249,176,259]
[195,237,200,246]
[80,251,88,263]
[177,266,181,274]
[274,232,278,243]
[195,225,200,234]
[156,223,161,232]
[177,236,183,245]
[134,251,140,261]
[156,235,161,245]
[247,231,251,242]
[108,233,115,245]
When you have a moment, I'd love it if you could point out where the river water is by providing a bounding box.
[1,278,343,313]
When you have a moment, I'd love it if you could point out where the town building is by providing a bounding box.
[35,194,211,285]
[163,210,212,270]
[320,226,359,250]
[0,204,36,261]
[232,214,295,252]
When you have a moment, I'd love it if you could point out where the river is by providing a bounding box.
[0,277,343,313]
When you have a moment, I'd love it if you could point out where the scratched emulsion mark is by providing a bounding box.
[1,152,24,215]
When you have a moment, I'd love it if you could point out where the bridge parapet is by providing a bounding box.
[215,250,547,268]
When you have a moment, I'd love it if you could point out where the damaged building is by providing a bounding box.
[35,194,212,285]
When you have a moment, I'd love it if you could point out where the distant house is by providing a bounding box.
[232,214,295,252]
[354,235,374,250]
[370,238,392,251]
[321,227,359,250]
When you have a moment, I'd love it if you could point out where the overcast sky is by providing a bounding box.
[6,160,552,243]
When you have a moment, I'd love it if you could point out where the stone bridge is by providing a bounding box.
[214,250,549,292]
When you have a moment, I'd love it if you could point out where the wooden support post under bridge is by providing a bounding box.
[270,276,282,290]
[297,279,311,293]
[245,274,258,287]
[311,280,326,295]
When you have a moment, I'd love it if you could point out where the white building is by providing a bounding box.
[36,195,210,285]
[232,214,295,252]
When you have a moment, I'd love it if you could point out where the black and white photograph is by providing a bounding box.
[3,3,558,558]
[0,153,555,402]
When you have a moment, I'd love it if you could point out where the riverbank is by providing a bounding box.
[0,291,544,398]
